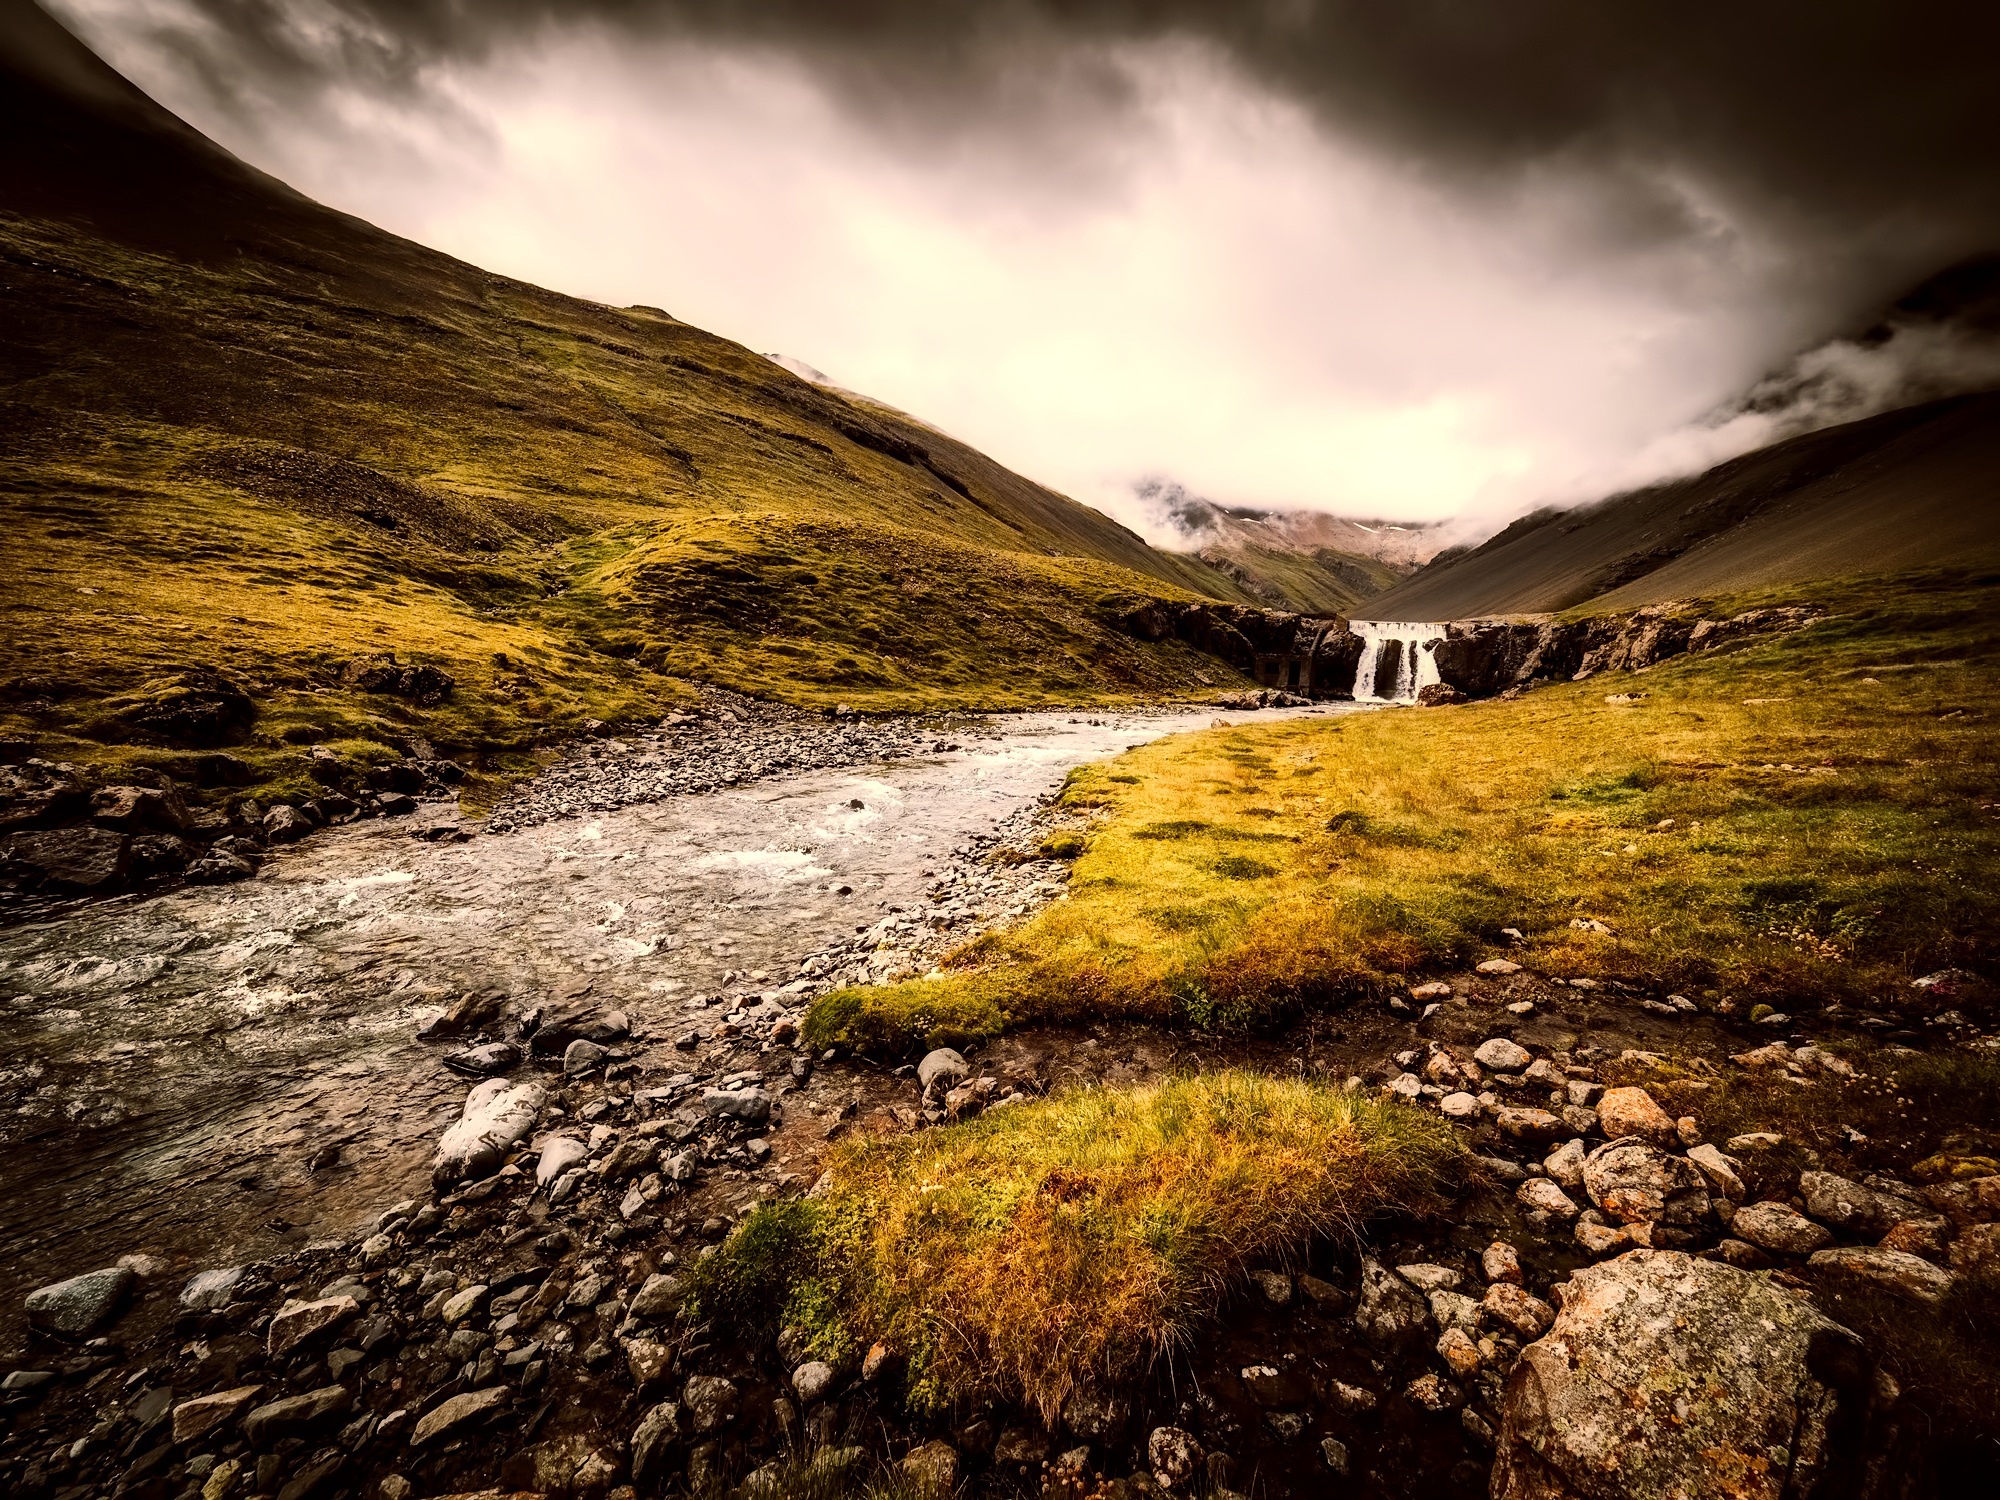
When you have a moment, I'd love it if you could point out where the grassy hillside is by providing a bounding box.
[1194,539,1407,614]
[807,567,2000,1054]
[1370,391,2000,619]
[0,2,1253,790]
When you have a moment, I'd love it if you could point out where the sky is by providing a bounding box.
[45,1,2000,545]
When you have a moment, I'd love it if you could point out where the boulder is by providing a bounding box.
[1596,1087,1679,1147]
[1799,1172,1901,1237]
[1483,1283,1555,1339]
[1808,1246,1956,1305]
[2,827,130,892]
[1491,1250,1869,1500]
[179,1265,247,1311]
[1685,1144,1746,1202]
[433,1079,545,1186]
[24,1266,134,1336]
[443,1042,522,1077]
[562,1038,609,1077]
[1732,1202,1834,1256]
[1580,1138,1710,1226]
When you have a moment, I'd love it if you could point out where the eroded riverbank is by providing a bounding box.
[0,702,1351,1338]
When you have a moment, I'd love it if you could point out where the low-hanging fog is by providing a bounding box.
[46,1,2000,546]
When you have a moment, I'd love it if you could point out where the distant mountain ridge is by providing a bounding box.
[1132,482,1441,615]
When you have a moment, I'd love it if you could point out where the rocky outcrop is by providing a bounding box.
[340,654,457,706]
[1431,604,1821,698]
[1492,1250,1875,1500]
[1108,596,1818,702]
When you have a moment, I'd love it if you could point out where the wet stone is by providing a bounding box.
[25,1265,134,1336]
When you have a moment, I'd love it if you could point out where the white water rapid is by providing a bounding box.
[1351,621,1446,703]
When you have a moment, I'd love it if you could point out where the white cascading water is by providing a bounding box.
[1351,621,1446,703]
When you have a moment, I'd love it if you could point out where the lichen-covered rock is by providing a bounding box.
[1595,1086,1679,1147]
[1808,1246,1956,1305]
[1581,1138,1710,1225]
[1732,1202,1834,1256]
[1492,1250,1869,1500]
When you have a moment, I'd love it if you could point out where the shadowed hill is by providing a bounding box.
[1367,389,2000,619]
[0,0,1256,791]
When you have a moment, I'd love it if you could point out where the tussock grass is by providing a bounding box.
[688,1071,1463,1419]
[806,570,2000,1053]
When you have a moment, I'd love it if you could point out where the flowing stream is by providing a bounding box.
[0,704,1352,1331]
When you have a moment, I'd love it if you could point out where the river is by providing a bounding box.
[0,703,1354,1335]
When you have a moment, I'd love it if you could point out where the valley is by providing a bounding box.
[3,4,1999,1500]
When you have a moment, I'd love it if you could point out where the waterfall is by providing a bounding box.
[1351,621,1446,703]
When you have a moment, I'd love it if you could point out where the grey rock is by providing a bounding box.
[443,1042,521,1076]
[267,1296,359,1357]
[918,1047,971,1098]
[1474,1038,1532,1072]
[631,1401,682,1483]
[3,826,130,892]
[630,1273,683,1320]
[1581,1138,1710,1226]
[1732,1202,1834,1256]
[1808,1246,1956,1305]
[25,1266,134,1337]
[1491,1251,1867,1500]
[1354,1257,1429,1347]
[534,1135,588,1186]
[1799,1172,1900,1237]
[409,1386,508,1446]
[683,1374,738,1432]
[702,1087,773,1125]
[433,1078,544,1185]
[792,1360,836,1403]
[244,1385,350,1444]
[563,1038,610,1076]
[263,805,313,843]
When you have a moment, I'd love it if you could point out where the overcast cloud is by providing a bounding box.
[46,1,2000,541]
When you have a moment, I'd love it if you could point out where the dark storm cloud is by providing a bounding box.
[141,1,2000,286]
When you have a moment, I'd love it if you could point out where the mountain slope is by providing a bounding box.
[0,0,1256,790]
[1367,389,2000,619]
[1128,486,1438,613]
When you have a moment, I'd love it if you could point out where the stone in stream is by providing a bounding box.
[24,1265,134,1337]
[1491,1250,1871,1500]
[563,1038,610,1076]
[2,827,130,892]
[1474,1038,1532,1073]
[433,1078,545,1185]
